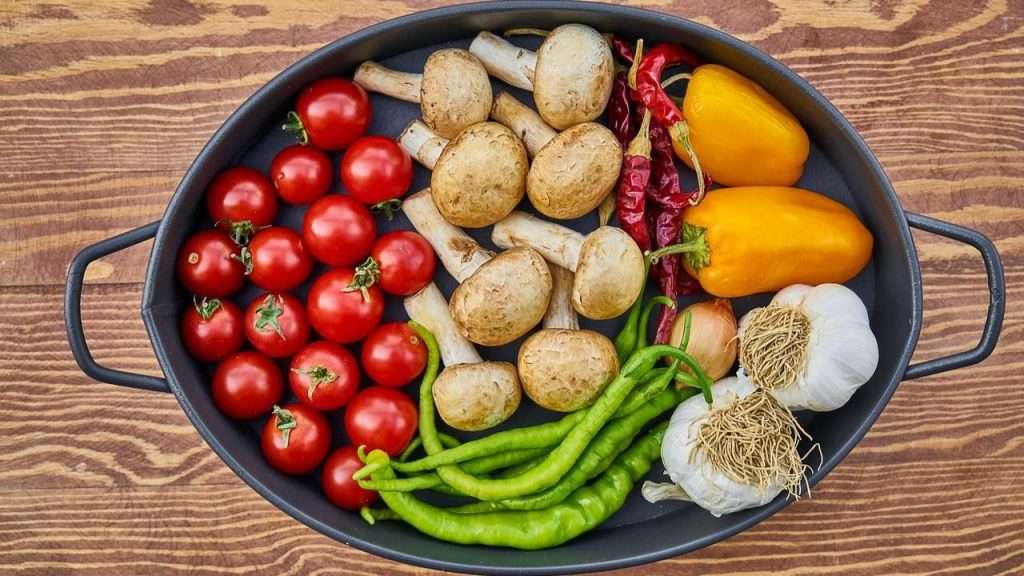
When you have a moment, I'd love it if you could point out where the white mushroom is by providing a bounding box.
[492,211,645,320]
[354,49,492,138]
[403,189,551,346]
[399,120,527,228]
[518,264,619,412]
[470,24,614,130]
[404,283,520,431]
[490,92,622,220]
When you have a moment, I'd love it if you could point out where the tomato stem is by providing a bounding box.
[232,246,253,275]
[344,257,380,303]
[291,365,337,400]
[272,405,297,447]
[193,296,222,321]
[254,294,286,339]
[371,199,402,221]
[282,111,309,145]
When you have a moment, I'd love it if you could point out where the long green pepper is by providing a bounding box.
[361,424,668,549]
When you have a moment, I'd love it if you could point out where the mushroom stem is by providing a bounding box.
[490,92,557,157]
[491,211,584,271]
[404,283,481,366]
[543,264,579,330]
[402,188,494,283]
[399,120,448,169]
[469,31,536,91]
[353,61,422,103]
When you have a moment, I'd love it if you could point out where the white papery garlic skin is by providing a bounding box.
[659,377,785,518]
[738,283,879,412]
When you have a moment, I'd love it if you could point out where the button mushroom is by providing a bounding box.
[399,120,527,228]
[470,24,614,130]
[403,189,551,346]
[490,92,621,219]
[518,264,620,412]
[404,283,521,431]
[492,211,644,320]
[353,49,492,138]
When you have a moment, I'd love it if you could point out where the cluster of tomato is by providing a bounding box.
[175,77,435,510]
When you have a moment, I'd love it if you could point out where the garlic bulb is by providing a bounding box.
[737,283,878,412]
[652,377,808,517]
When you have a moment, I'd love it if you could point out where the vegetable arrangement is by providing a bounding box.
[175,26,882,550]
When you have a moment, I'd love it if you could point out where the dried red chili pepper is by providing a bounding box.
[611,36,635,64]
[616,111,652,252]
[609,72,635,147]
[628,41,707,203]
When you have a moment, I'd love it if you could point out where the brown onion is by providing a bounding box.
[669,299,738,381]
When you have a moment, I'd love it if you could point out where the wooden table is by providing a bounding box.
[1,1,1020,574]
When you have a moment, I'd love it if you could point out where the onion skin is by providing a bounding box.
[669,299,737,381]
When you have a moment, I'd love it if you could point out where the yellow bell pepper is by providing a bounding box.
[668,186,873,297]
[678,65,810,187]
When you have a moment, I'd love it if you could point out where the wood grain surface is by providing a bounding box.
[1,0,1021,574]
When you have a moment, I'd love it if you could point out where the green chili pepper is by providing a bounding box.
[637,296,674,350]
[361,424,667,549]
[495,453,547,479]
[399,433,460,462]
[361,446,549,492]
[615,362,678,418]
[613,258,654,361]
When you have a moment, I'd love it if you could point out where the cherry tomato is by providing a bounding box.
[287,77,371,151]
[302,195,376,267]
[206,167,278,243]
[289,341,360,411]
[212,351,283,419]
[245,227,313,293]
[306,268,384,344]
[340,136,413,206]
[244,293,310,358]
[270,145,332,205]
[370,231,436,296]
[322,445,377,510]
[180,297,244,362]
[177,229,245,297]
[344,387,418,457]
[361,323,427,388]
[261,403,331,474]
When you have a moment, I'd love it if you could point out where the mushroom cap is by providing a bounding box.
[421,49,493,139]
[431,122,528,228]
[527,122,622,219]
[433,362,521,431]
[450,247,552,346]
[533,24,614,130]
[572,226,645,320]
[518,329,619,412]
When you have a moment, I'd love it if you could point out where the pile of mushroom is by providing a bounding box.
[402,189,551,346]
[490,92,622,219]
[400,120,528,228]
[404,283,521,431]
[469,24,614,130]
[354,49,492,138]
[492,211,645,320]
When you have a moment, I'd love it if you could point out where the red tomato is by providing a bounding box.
[244,293,310,358]
[177,229,245,297]
[361,323,427,388]
[206,167,278,243]
[340,136,413,206]
[289,341,360,411]
[370,231,436,296]
[322,445,378,510]
[261,403,331,474]
[212,351,283,419]
[246,227,313,293]
[270,145,332,205]
[302,195,376,267]
[344,386,417,456]
[288,78,371,151]
[180,297,244,362]
[306,268,384,344]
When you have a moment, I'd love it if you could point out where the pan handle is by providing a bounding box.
[903,213,1005,380]
[65,222,171,393]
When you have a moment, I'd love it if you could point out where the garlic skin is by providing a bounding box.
[660,377,785,517]
[738,283,879,412]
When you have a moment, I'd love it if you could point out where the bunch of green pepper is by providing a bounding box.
[352,294,714,550]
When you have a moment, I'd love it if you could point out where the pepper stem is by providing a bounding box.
[282,111,308,145]
[271,405,297,447]
[371,199,401,221]
[645,223,710,273]
[669,121,706,203]
[627,39,644,90]
[625,109,652,159]
[503,27,550,37]
[343,257,380,303]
